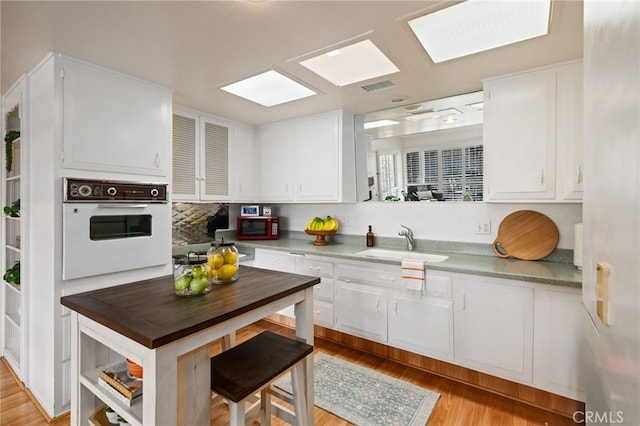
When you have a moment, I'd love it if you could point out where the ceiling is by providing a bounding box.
[0,1,583,128]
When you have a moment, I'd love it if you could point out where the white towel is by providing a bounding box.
[402,258,426,291]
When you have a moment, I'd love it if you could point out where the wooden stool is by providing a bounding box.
[210,330,313,426]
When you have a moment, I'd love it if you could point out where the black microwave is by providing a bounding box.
[236,216,280,240]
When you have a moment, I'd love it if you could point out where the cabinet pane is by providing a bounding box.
[202,121,229,197]
[172,114,197,195]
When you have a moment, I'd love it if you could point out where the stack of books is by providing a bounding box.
[98,361,143,407]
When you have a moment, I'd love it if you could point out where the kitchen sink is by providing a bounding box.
[353,248,448,263]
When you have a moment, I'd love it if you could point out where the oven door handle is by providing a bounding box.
[97,204,149,209]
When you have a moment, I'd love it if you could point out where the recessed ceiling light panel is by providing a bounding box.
[364,119,400,130]
[300,39,399,87]
[220,70,317,107]
[408,0,552,63]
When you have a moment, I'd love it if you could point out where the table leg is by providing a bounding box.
[176,344,212,425]
[294,287,315,424]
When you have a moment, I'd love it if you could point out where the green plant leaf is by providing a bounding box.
[4,130,20,173]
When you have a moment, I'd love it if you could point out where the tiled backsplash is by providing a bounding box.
[172,202,229,246]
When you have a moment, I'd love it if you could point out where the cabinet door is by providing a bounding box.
[172,111,199,200]
[257,122,293,201]
[388,294,453,361]
[533,286,584,400]
[200,115,231,200]
[313,299,334,328]
[62,57,171,177]
[484,69,557,200]
[232,123,256,202]
[454,277,534,383]
[556,62,583,200]
[335,280,387,342]
[293,112,340,201]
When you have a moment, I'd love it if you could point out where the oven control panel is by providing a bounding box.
[64,178,167,202]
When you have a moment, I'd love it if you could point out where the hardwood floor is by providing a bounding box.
[1,320,580,426]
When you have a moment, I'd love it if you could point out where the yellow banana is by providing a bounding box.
[324,216,339,231]
[311,217,322,231]
[306,217,316,230]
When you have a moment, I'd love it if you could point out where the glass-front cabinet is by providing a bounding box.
[2,76,27,381]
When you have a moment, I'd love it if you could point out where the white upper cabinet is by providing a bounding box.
[257,121,294,201]
[172,107,233,201]
[292,111,341,201]
[232,123,256,202]
[61,55,172,177]
[556,62,584,200]
[256,110,359,203]
[483,60,583,202]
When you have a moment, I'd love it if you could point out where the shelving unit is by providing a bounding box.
[2,78,27,381]
[77,331,143,426]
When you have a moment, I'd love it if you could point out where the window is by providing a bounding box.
[465,145,484,201]
[405,144,483,201]
[378,152,403,199]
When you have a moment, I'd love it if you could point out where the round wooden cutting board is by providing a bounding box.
[492,210,559,260]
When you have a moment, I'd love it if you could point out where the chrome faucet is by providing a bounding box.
[398,225,414,251]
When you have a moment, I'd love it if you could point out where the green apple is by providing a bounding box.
[191,264,207,279]
[189,277,209,293]
[174,274,192,291]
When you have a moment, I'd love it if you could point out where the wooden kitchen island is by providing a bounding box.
[60,265,319,426]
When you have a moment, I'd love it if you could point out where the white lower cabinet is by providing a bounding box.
[252,248,297,273]
[533,285,584,401]
[250,249,582,400]
[335,280,388,342]
[296,256,334,328]
[334,262,399,342]
[388,273,454,361]
[453,275,534,384]
[252,249,336,324]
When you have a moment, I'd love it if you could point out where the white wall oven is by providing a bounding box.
[62,178,170,280]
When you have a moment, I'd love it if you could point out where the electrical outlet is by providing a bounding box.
[476,221,491,235]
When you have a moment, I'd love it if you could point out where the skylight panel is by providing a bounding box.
[300,39,399,87]
[408,0,552,63]
[220,70,317,107]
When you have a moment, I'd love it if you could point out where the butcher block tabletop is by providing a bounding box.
[60,265,319,349]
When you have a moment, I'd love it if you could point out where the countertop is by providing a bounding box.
[175,234,582,289]
[60,266,319,348]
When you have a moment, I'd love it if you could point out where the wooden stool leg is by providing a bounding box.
[260,387,272,425]
[291,362,309,426]
[229,400,245,426]
[221,332,236,351]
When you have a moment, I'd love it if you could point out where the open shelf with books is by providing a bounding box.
[78,330,144,426]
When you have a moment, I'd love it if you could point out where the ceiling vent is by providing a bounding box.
[361,80,395,93]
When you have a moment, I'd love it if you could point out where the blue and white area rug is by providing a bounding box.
[275,352,440,426]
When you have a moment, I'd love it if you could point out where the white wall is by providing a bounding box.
[269,202,582,249]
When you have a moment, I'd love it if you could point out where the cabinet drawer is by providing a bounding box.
[335,263,400,288]
[253,249,296,273]
[425,274,452,298]
[296,257,334,278]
